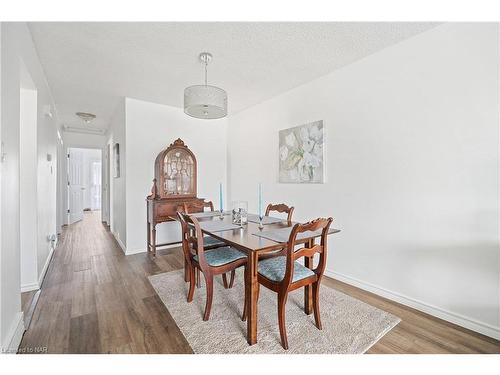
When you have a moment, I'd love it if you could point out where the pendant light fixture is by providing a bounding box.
[184,52,228,119]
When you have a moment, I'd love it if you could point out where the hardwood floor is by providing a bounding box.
[21,291,36,313]
[21,289,41,330]
[19,211,500,354]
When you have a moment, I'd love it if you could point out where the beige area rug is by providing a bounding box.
[148,270,400,354]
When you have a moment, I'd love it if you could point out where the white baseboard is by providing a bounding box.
[19,241,56,294]
[1,312,25,353]
[325,269,500,341]
[125,243,179,256]
[112,231,126,254]
[38,246,54,287]
[20,242,55,293]
[21,282,40,293]
[125,247,146,255]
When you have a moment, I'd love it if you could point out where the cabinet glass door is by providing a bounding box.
[163,149,195,195]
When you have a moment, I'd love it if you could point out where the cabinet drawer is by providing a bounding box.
[155,202,180,218]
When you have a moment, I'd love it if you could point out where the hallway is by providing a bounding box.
[19,212,500,354]
[19,212,192,353]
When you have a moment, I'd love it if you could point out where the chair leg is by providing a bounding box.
[228,269,236,288]
[184,260,189,282]
[203,274,214,321]
[312,281,322,330]
[196,268,201,288]
[277,292,288,350]
[222,273,229,289]
[187,265,195,302]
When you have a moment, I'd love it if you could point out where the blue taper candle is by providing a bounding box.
[219,183,223,211]
[258,183,262,218]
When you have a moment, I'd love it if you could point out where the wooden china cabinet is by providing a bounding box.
[146,138,205,256]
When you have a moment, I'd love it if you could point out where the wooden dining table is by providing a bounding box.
[188,213,340,345]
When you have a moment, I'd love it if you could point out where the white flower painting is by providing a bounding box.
[279,120,325,183]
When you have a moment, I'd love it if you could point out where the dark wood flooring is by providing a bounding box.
[19,211,500,354]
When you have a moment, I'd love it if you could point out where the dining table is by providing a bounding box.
[176,212,340,346]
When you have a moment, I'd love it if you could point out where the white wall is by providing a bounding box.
[1,23,23,352]
[102,142,110,224]
[228,23,500,339]
[1,22,59,351]
[36,99,58,289]
[19,84,38,291]
[0,21,4,351]
[124,98,228,254]
[56,130,64,232]
[62,131,106,149]
[107,99,126,249]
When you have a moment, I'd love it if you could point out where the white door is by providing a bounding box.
[68,148,84,224]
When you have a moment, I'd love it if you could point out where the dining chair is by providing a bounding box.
[183,201,235,289]
[246,217,333,350]
[183,200,226,248]
[259,203,295,260]
[177,211,247,321]
[265,203,294,223]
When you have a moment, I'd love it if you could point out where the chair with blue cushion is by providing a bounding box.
[177,212,247,321]
[246,217,333,350]
[265,203,294,223]
[183,200,226,247]
[259,203,295,260]
[183,200,235,288]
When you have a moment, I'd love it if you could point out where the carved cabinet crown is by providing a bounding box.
[150,138,197,200]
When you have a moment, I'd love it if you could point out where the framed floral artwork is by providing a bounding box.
[279,120,325,183]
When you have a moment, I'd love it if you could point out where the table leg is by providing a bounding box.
[246,251,258,345]
[304,239,314,315]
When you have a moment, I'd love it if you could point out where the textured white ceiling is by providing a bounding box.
[29,22,438,131]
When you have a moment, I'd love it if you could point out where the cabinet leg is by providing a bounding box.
[147,221,151,253]
[152,226,157,257]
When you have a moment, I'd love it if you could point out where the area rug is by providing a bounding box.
[148,269,400,354]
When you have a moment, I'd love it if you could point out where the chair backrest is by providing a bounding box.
[183,200,214,214]
[177,211,209,269]
[265,203,294,223]
[281,217,333,286]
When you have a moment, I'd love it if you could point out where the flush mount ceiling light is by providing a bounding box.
[76,112,96,124]
[184,52,228,120]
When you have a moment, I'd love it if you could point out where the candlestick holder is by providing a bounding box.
[258,215,264,230]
